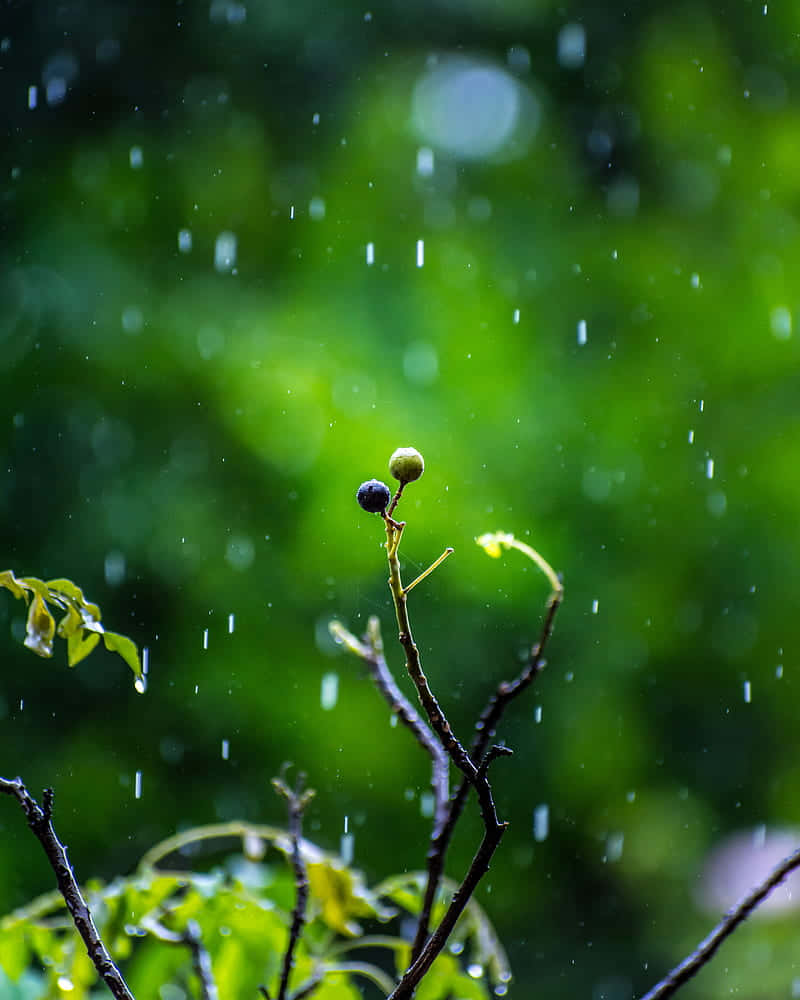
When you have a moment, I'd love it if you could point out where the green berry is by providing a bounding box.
[389,447,424,484]
[357,479,391,513]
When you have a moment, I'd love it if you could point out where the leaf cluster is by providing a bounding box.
[0,823,507,1000]
[0,571,141,680]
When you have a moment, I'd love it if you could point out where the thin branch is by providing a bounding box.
[271,768,315,1000]
[378,513,517,995]
[362,615,450,838]
[139,916,218,1000]
[639,842,800,1000]
[403,548,454,596]
[328,617,450,839]
[382,515,476,782]
[411,571,562,961]
[389,781,508,1000]
[0,776,135,1000]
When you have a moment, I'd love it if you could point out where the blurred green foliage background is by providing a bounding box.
[3,0,800,997]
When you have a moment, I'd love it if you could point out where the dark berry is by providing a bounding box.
[357,479,391,514]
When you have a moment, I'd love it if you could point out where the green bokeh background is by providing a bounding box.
[3,1,800,997]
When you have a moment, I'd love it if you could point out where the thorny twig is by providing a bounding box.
[638,842,800,1000]
[0,776,135,1000]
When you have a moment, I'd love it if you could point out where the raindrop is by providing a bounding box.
[225,536,254,571]
[221,739,230,760]
[557,23,586,69]
[403,341,439,385]
[577,318,587,345]
[770,306,792,340]
[706,458,714,479]
[512,308,520,324]
[707,491,727,517]
[104,550,126,586]
[177,228,193,253]
[289,205,295,219]
[416,146,435,177]
[134,770,142,799]
[506,44,531,74]
[699,399,705,412]
[228,613,235,634]
[743,680,752,703]
[365,241,375,266]
[214,231,237,273]
[534,705,542,723]
[121,305,144,334]
[688,429,694,444]
[776,664,783,679]
[467,963,484,979]
[320,672,339,710]
[344,814,349,834]
[591,599,599,614]
[129,146,143,169]
[142,647,150,675]
[606,832,625,862]
[416,239,425,268]
[533,803,549,841]
[340,832,354,864]
[27,85,37,110]
[134,677,146,694]
[57,977,74,992]
[690,273,701,288]
[420,792,435,817]
[312,111,320,125]
[203,628,209,650]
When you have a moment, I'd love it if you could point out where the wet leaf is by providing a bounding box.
[23,593,55,658]
[0,570,30,602]
[102,631,142,678]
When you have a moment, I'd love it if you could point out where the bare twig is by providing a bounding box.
[411,568,562,960]
[639,842,800,1000]
[0,776,135,1000]
[140,916,218,1000]
[383,515,476,781]
[271,767,315,1000]
[378,513,516,995]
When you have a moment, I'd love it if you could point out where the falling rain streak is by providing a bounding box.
[134,771,142,799]
[744,681,752,703]
[533,803,549,841]
[221,739,230,760]
[321,672,339,710]
[416,239,424,267]
[340,832,354,865]
[577,319,587,345]
[706,458,714,479]
[228,613,235,634]
[203,628,209,650]
[366,242,375,266]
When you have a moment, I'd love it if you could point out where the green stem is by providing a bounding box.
[382,518,477,783]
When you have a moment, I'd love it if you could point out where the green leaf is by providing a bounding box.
[46,579,102,622]
[23,593,55,658]
[102,631,142,679]
[0,570,30,602]
[67,630,101,668]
